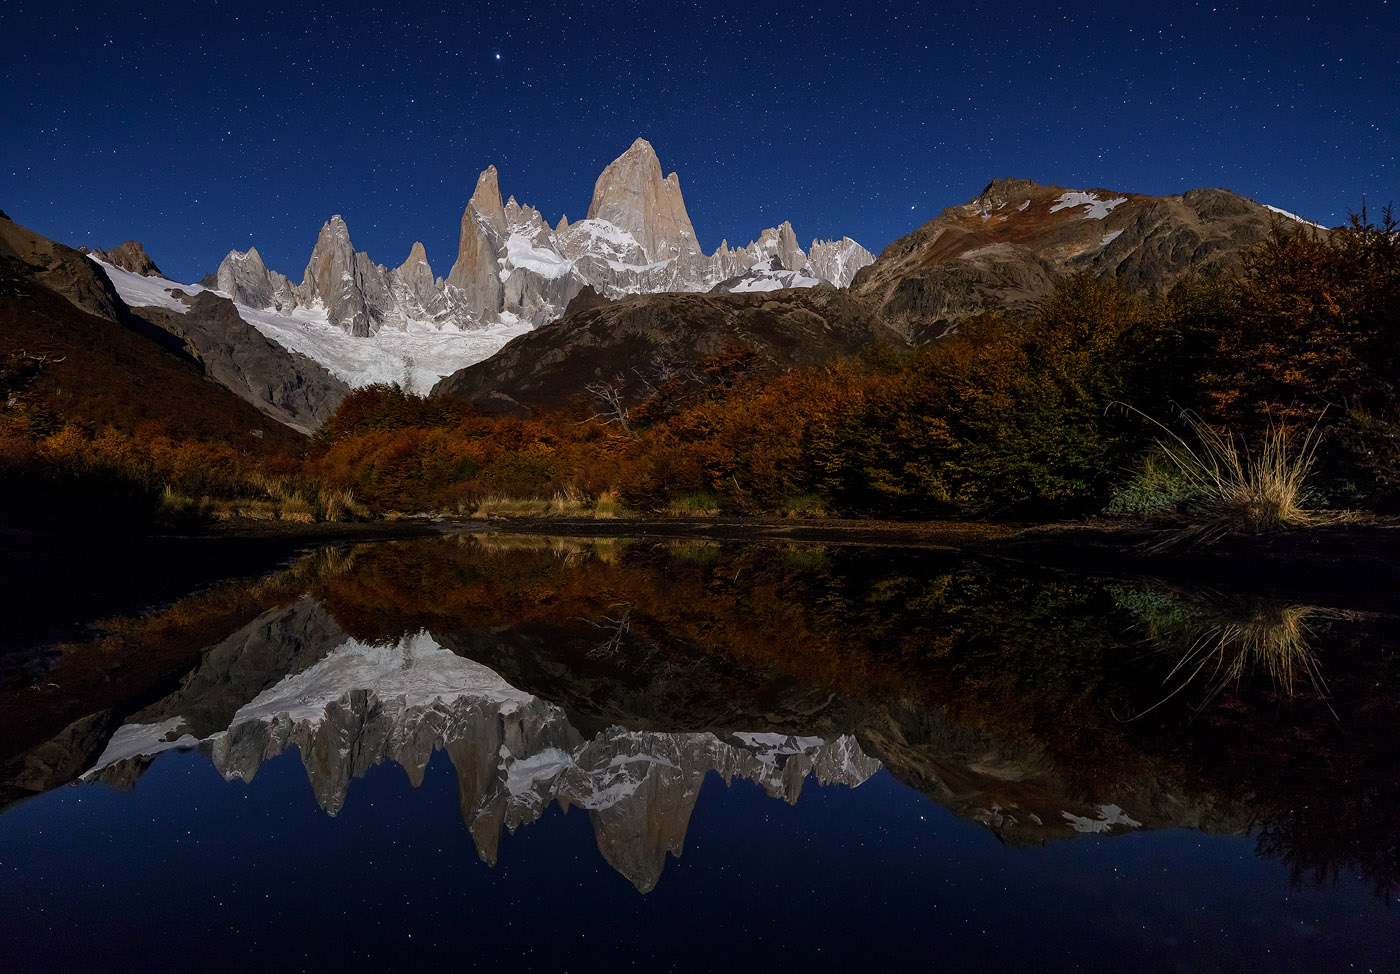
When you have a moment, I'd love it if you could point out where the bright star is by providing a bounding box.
[494,52,501,61]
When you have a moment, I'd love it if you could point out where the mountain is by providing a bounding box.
[0,213,313,454]
[432,286,904,413]
[187,139,875,391]
[434,174,1326,411]
[129,287,349,434]
[851,177,1327,341]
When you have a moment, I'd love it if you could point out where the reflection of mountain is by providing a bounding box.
[15,535,1393,895]
[85,628,880,893]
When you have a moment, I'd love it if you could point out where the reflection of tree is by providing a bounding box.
[586,606,636,662]
[300,536,1400,897]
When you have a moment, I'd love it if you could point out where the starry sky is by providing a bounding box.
[2,0,1396,283]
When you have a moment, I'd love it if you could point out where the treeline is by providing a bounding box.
[3,209,1396,524]
[311,209,1400,519]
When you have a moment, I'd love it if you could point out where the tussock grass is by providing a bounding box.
[464,487,632,520]
[549,486,590,516]
[666,491,722,517]
[592,489,628,519]
[1114,404,1347,549]
[182,472,367,523]
[781,493,828,518]
[470,494,552,518]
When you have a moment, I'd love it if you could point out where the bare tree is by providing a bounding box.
[582,374,632,431]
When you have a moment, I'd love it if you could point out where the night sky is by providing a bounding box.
[2,0,1395,284]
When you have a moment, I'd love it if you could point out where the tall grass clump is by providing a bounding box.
[1113,405,1341,548]
[666,491,722,516]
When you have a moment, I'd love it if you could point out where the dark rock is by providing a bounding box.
[432,287,905,412]
[134,290,349,433]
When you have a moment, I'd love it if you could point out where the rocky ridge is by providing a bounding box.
[80,240,163,278]
[212,138,876,339]
[851,176,1328,342]
[432,285,904,412]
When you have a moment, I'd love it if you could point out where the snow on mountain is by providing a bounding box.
[1050,191,1128,220]
[712,257,824,293]
[1263,204,1328,230]
[172,139,876,388]
[93,257,529,393]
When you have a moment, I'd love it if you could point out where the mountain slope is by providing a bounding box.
[431,286,904,412]
[852,177,1328,341]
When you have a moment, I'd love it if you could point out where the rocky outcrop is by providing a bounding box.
[432,286,905,413]
[86,240,163,278]
[805,236,876,288]
[296,215,398,337]
[216,246,300,312]
[0,212,125,320]
[445,166,507,319]
[389,242,452,323]
[851,177,1324,341]
[751,221,806,271]
[133,290,349,433]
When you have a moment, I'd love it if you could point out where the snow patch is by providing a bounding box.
[1264,204,1327,231]
[1050,192,1128,220]
[92,258,528,394]
[232,632,534,730]
[1101,230,1124,247]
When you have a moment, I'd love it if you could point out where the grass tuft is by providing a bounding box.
[666,491,722,517]
[1113,404,1346,549]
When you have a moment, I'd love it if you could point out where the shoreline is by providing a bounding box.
[6,513,1398,616]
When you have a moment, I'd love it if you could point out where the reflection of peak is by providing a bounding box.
[84,624,881,892]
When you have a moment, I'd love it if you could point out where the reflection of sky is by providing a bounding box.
[1,748,1393,971]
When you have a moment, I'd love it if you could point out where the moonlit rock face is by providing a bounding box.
[390,241,451,322]
[446,166,507,319]
[586,138,703,262]
[751,220,807,271]
[296,215,392,337]
[216,246,300,313]
[190,139,873,386]
[805,236,876,288]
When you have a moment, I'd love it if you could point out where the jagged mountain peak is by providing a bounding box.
[183,137,872,390]
[586,139,701,261]
[468,166,507,233]
[396,241,431,273]
[88,240,163,278]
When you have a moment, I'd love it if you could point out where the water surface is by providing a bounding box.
[1,533,1395,971]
